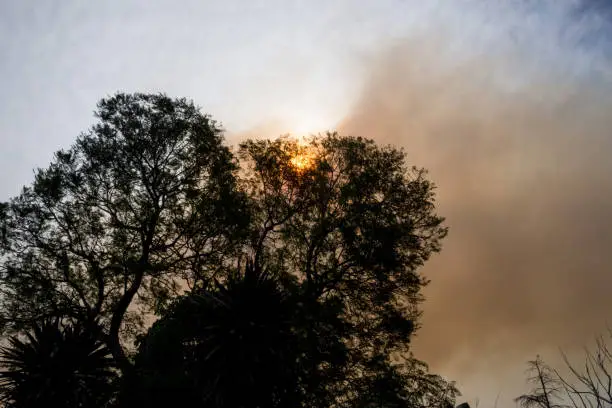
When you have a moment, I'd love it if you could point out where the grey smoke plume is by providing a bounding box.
[338,1,612,405]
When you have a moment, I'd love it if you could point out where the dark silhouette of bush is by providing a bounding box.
[0,319,116,408]
[122,260,296,407]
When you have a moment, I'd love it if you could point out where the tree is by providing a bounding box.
[556,334,612,408]
[236,134,457,407]
[0,93,249,372]
[518,331,612,408]
[0,319,116,408]
[123,259,311,408]
[515,356,565,408]
[0,93,456,405]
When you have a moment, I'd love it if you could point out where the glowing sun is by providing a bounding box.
[290,153,313,171]
[289,139,316,172]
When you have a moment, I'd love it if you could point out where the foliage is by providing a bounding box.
[0,93,249,371]
[236,134,456,407]
[0,93,456,407]
[0,319,116,408]
[122,260,312,408]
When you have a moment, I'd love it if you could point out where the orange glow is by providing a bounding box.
[290,152,313,171]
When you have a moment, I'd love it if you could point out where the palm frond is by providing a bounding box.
[0,319,117,408]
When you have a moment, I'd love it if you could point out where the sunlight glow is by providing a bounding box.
[283,110,334,172]
[285,110,336,137]
[289,151,313,171]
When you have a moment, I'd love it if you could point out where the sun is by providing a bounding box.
[289,139,316,172]
[282,111,335,171]
[290,153,312,171]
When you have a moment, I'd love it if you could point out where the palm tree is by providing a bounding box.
[0,319,116,408]
[125,259,304,408]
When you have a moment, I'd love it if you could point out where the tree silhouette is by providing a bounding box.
[0,94,457,407]
[121,134,457,407]
[515,356,565,408]
[0,93,249,372]
[518,332,612,408]
[236,134,456,407]
[0,319,116,408]
[122,259,312,408]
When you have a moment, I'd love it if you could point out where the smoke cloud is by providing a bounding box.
[337,2,612,405]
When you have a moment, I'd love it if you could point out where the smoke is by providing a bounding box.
[337,1,612,405]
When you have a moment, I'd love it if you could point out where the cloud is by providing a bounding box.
[338,2,612,405]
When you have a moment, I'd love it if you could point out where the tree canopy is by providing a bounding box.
[235,135,453,407]
[0,93,457,407]
[0,93,249,371]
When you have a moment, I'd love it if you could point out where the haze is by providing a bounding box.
[2,1,612,407]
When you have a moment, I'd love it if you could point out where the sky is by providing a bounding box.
[2,1,612,407]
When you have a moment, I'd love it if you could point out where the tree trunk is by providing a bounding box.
[107,265,144,374]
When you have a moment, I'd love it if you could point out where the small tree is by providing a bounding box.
[0,319,116,408]
[556,333,612,408]
[123,260,309,408]
[518,331,612,408]
[516,356,565,408]
[0,93,249,372]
